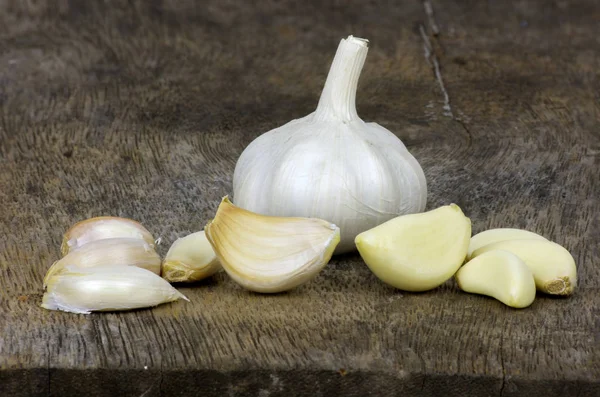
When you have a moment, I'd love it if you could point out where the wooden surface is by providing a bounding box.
[1,0,599,396]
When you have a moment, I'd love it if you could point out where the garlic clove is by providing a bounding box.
[61,216,155,256]
[467,228,547,260]
[44,237,161,287]
[162,230,221,283]
[355,204,471,292]
[471,239,577,295]
[204,196,340,293]
[42,265,188,314]
[456,250,536,308]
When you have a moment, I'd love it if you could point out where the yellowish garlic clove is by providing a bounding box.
[471,239,577,295]
[456,250,536,308]
[162,230,221,283]
[204,196,340,293]
[355,204,471,292]
[467,228,547,260]
[42,265,188,314]
[61,216,156,256]
[44,238,161,287]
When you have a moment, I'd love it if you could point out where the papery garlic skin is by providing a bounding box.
[355,204,471,292]
[44,238,161,287]
[162,230,221,283]
[205,197,340,293]
[42,265,188,314]
[456,250,536,309]
[61,216,155,256]
[467,228,547,260]
[233,35,427,254]
[471,239,577,295]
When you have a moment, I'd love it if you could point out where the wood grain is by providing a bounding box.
[0,0,598,396]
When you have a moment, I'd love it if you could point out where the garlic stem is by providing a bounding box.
[314,35,369,122]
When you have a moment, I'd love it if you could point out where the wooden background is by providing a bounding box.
[1,0,598,396]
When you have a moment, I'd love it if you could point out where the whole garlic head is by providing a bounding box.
[233,35,427,253]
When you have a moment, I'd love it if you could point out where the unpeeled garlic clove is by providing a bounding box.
[471,239,577,295]
[456,250,536,308]
[204,196,340,293]
[467,228,547,260]
[42,265,188,314]
[355,204,471,292]
[61,216,155,256]
[44,238,161,287]
[162,230,221,283]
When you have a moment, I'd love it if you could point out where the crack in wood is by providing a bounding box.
[499,333,506,396]
[423,0,440,36]
[46,339,51,397]
[159,360,164,397]
[419,24,453,118]
[420,2,473,146]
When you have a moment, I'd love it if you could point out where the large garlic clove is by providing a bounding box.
[44,238,161,287]
[204,197,340,293]
[61,216,155,256]
[162,230,221,283]
[456,250,536,308]
[471,239,577,295]
[232,35,427,255]
[355,204,471,292]
[42,265,188,314]
[467,228,547,260]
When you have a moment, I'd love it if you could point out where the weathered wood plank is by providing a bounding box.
[0,0,598,395]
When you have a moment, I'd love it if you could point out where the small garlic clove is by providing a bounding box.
[204,196,340,293]
[467,228,547,260]
[471,239,577,295]
[162,230,221,283]
[456,250,536,308]
[61,216,155,256]
[355,204,471,292]
[42,265,188,314]
[44,237,161,288]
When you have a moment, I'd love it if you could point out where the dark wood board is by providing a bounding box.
[0,0,598,396]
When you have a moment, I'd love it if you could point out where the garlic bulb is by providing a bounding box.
[42,265,188,314]
[61,216,155,256]
[43,238,161,287]
[233,35,427,253]
[162,230,221,283]
[205,197,340,293]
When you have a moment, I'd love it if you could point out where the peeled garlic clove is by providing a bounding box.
[44,238,161,287]
[61,216,155,256]
[355,204,471,292]
[42,265,188,314]
[456,250,536,308]
[467,228,547,260]
[471,239,577,295]
[204,196,340,293]
[162,230,221,283]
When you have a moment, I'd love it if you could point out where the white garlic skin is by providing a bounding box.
[233,36,427,254]
[42,265,188,314]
